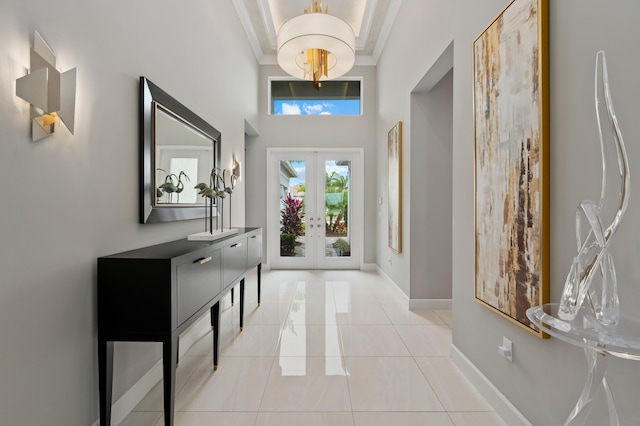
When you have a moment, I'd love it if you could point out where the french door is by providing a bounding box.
[267,149,362,269]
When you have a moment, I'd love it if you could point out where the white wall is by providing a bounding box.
[410,69,453,300]
[0,1,257,424]
[376,0,454,297]
[450,1,640,424]
[379,0,640,424]
[246,65,378,265]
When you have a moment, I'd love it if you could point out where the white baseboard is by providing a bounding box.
[92,314,212,426]
[409,299,452,310]
[361,263,377,271]
[177,314,211,359]
[107,358,163,426]
[375,266,451,311]
[375,265,410,305]
[450,344,532,426]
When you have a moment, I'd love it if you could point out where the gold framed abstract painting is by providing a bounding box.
[388,121,402,253]
[473,0,549,337]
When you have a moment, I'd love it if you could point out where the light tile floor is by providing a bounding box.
[121,270,507,426]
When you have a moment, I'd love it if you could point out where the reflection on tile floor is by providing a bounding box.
[122,270,506,426]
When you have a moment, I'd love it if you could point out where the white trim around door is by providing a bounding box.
[266,148,364,270]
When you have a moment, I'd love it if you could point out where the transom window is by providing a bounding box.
[270,78,362,115]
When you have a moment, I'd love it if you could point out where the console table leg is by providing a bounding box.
[162,337,177,426]
[564,348,618,426]
[211,302,220,370]
[257,263,262,306]
[240,278,245,331]
[98,338,113,426]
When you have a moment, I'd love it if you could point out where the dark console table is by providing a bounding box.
[98,227,262,426]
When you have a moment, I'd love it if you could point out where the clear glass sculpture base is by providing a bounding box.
[187,229,238,241]
[527,304,640,425]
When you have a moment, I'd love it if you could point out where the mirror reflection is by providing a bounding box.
[140,76,221,224]
[154,104,214,206]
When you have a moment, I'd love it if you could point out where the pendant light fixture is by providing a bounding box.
[277,0,355,89]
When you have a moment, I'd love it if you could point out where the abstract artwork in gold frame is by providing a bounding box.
[388,121,402,253]
[473,0,549,337]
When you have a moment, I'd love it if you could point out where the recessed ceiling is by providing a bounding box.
[232,0,402,66]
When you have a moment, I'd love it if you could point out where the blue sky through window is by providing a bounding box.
[273,99,360,115]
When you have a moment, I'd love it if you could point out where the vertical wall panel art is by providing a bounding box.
[473,0,549,336]
[388,121,402,253]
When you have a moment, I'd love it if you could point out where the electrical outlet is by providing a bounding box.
[498,336,513,361]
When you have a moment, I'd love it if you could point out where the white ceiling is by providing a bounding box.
[232,0,402,66]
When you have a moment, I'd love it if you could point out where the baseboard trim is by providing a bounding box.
[361,262,377,271]
[375,265,410,305]
[375,266,452,311]
[408,299,452,310]
[92,314,211,426]
[177,314,211,359]
[450,344,532,426]
[103,358,163,426]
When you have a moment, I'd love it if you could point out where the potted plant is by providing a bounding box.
[280,233,296,255]
[280,194,304,255]
[332,238,351,256]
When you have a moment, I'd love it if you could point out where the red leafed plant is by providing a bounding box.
[280,194,305,236]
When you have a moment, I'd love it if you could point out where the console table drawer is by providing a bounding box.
[248,231,262,267]
[222,239,247,287]
[177,249,221,325]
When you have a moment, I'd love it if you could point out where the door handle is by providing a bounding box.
[194,256,212,265]
[230,243,242,248]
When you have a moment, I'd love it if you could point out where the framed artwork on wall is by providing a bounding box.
[388,121,402,253]
[473,0,549,337]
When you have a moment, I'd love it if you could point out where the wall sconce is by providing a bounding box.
[231,155,241,189]
[15,31,76,141]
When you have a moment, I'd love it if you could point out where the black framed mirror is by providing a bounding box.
[140,77,221,223]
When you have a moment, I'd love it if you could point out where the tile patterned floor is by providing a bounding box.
[121,270,506,426]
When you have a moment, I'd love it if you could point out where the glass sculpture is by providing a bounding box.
[559,51,630,326]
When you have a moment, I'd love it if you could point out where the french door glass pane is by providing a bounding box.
[324,160,351,258]
[279,160,306,258]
